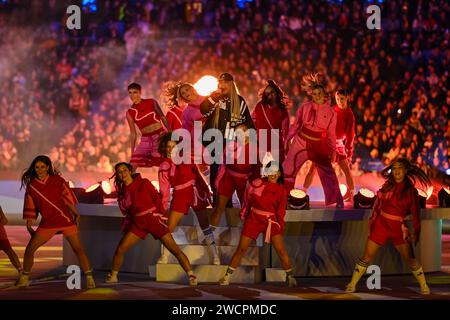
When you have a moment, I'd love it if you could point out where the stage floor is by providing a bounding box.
[1,226,449,300]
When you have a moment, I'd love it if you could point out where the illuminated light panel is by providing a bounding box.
[85,183,100,193]
[359,188,375,198]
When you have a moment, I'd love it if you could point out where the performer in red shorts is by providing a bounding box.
[251,80,290,164]
[16,155,95,288]
[219,161,297,287]
[210,124,260,228]
[303,89,355,200]
[346,158,431,295]
[157,132,219,265]
[0,206,22,275]
[126,82,169,169]
[105,162,198,285]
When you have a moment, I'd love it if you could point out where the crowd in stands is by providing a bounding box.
[0,0,448,182]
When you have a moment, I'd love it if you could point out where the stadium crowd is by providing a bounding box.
[0,0,448,182]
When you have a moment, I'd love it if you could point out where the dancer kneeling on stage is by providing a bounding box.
[157,132,219,265]
[17,155,95,288]
[346,158,431,294]
[106,162,198,285]
[0,206,22,275]
[220,161,296,287]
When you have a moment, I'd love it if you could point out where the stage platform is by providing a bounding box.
[1,176,449,283]
[60,202,450,284]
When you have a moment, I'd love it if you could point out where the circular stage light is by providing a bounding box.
[288,189,310,210]
[417,188,428,208]
[194,75,218,96]
[85,183,100,193]
[354,188,376,209]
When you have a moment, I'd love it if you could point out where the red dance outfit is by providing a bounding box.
[215,140,259,206]
[0,224,12,250]
[127,99,167,167]
[251,102,289,163]
[23,175,78,236]
[118,174,170,240]
[166,106,184,130]
[369,181,421,246]
[334,105,355,162]
[159,158,211,215]
[240,179,287,243]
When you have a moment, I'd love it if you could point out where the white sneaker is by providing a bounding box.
[219,275,230,285]
[15,274,30,288]
[287,276,297,287]
[189,274,198,286]
[157,254,169,264]
[105,273,118,283]
[86,275,96,289]
[420,284,430,295]
[345,283,355,293]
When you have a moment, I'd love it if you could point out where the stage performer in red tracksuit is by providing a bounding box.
[105,162,198,285]
[164,81,220,166]
[283,74,344,207]
[0,205,22,275]
[219,161,297,287]
[157,132,220,265]
[346,158,431,295]
[16,155,95,288]
[163,82,187,130]
[251,80,290,164]
[303,89,355,200]
[126,82,169,169]
[210,124,260,228]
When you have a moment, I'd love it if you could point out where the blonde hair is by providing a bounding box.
[300,73,325,95]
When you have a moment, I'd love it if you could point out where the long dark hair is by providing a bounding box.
[335,88,353,108]
[380,158,431,196]
[20,155,60,189]
[259,80,290,109]
[158,131,174,157]
[111,162,135,201]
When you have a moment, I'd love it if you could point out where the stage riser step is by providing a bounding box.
[155,264,261,284]
[171,226,263,247]
[162,244,261,266]
[265,268,287,282]
[180,208,243,227]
